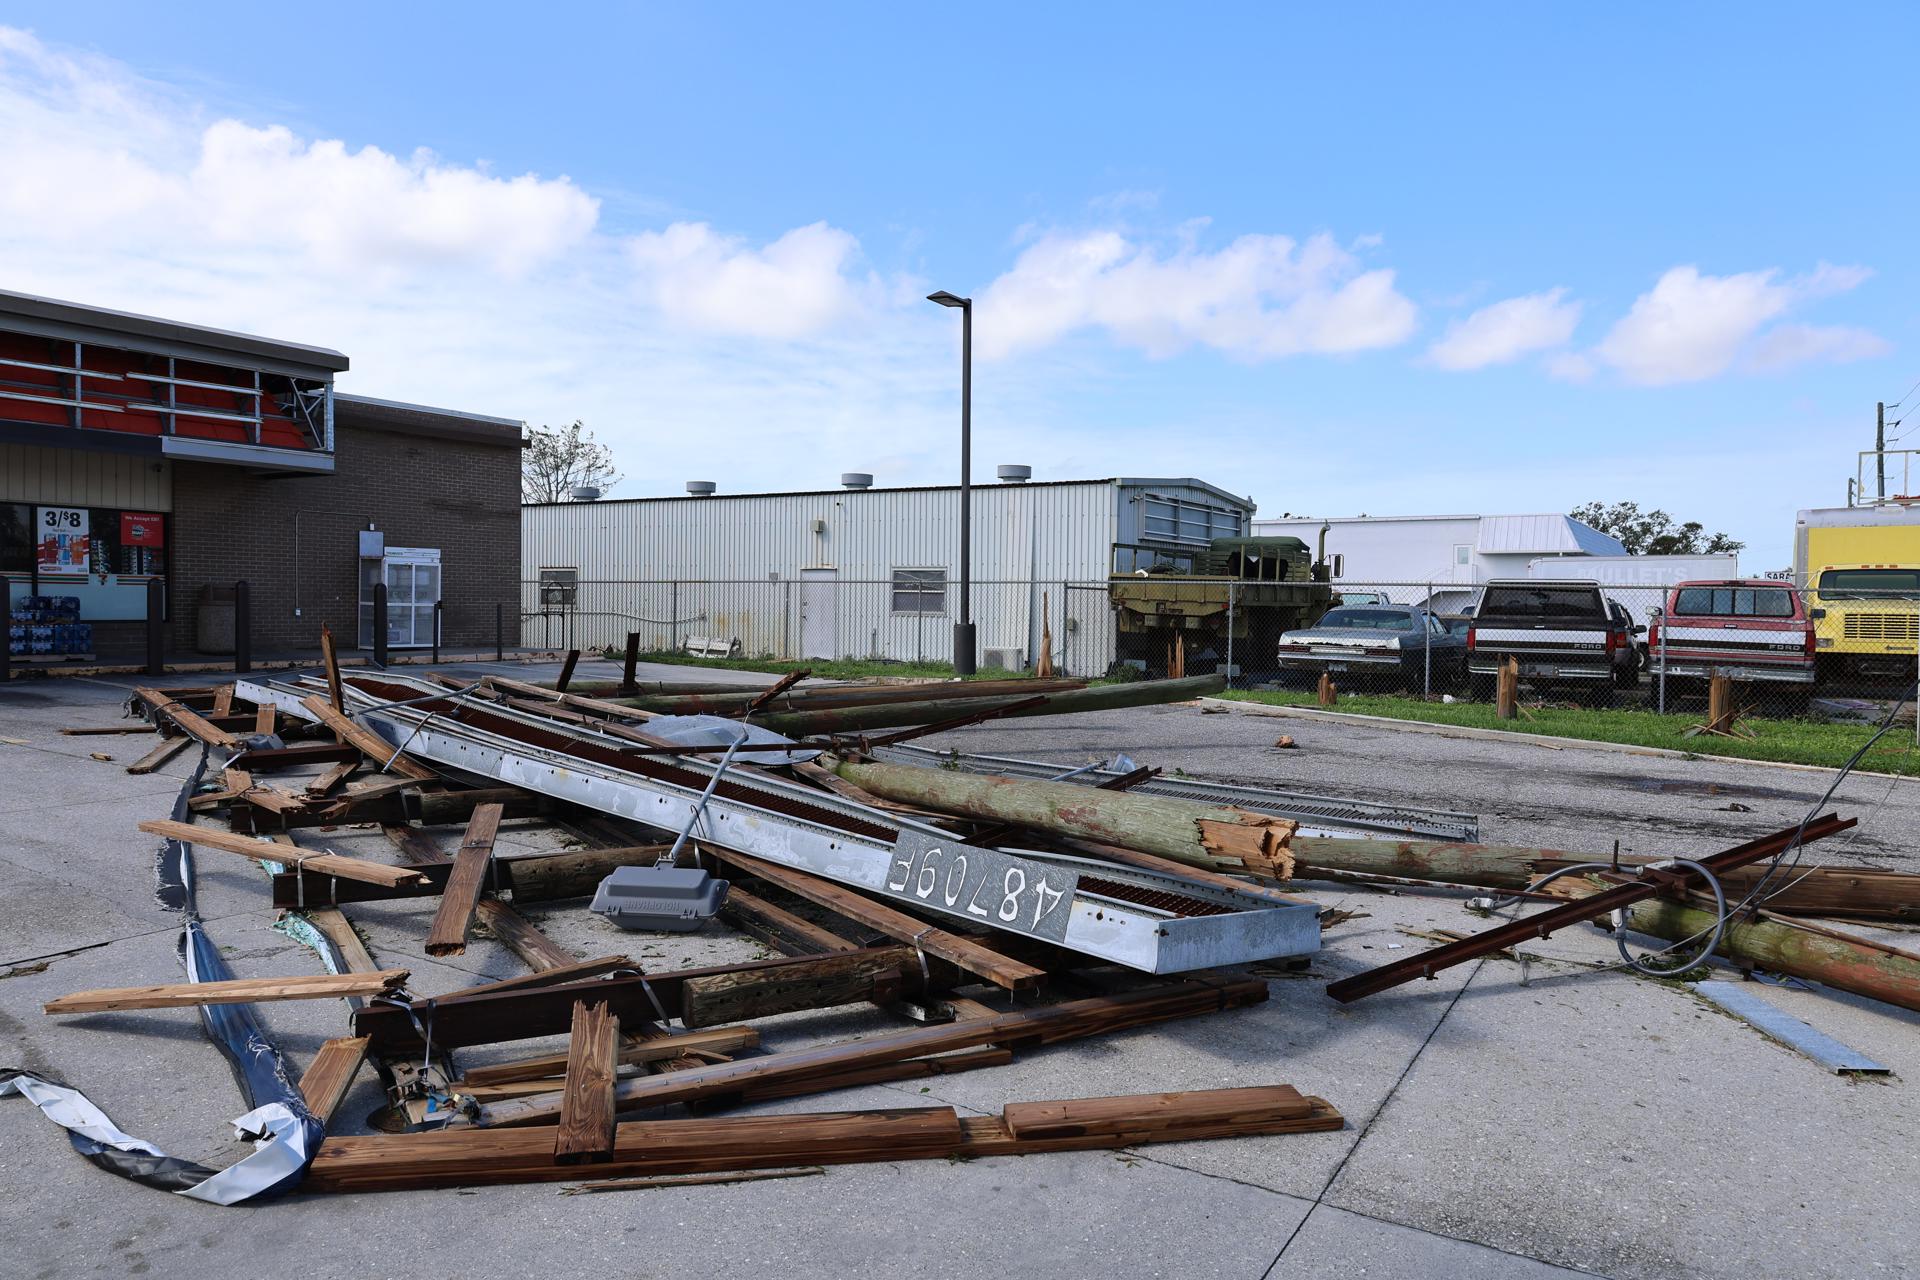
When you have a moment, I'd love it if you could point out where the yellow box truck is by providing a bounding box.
[1795,503,1920,679]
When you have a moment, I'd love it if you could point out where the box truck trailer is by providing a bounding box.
[1794,504,1920,679]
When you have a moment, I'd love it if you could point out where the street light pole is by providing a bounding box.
[929,290,976,674]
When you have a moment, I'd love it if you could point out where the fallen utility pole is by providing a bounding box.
[612,677,1089,717]
[828,755,1297,877]
[734,675,1225,737]
[1325,815,1857,1004]
[1622,897,1920,1014]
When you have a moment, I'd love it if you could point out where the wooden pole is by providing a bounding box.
[555,649,581,692]
[1707,671,1733,732]
[1496,657,1518,720]
[828,756,1296,877]
[1036,592,1055,679]
[620,632,641,695]
[734,675,1224,737]
[1316,672,1336,707]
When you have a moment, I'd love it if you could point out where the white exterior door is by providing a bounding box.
[799,568,836,659]
[360,548,442,648]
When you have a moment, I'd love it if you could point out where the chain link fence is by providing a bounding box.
[522,576,1919,733]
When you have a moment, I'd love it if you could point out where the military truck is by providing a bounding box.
[1108,535,1338,679]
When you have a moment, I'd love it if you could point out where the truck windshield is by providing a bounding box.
[1481,586,1603,619]
[1673,586,1796,617]
[1817,569,1920,598]
[1318,608,1416,630]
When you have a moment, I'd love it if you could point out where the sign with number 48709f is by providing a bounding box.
[882,829,1079,944]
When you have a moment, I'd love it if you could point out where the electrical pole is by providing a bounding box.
[1877,401,1886,502]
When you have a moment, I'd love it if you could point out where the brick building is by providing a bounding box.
[0,290,523,661]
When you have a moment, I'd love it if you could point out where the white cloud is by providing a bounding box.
[1427,287,1581,370]
[1592,264,1880,385]
[0,30,598,279]
[626,221,885,338]
[1747,323,1892,372]
[974,229,1417,361]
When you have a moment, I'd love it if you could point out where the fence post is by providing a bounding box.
[670,581,680,654]
[1656,605,1668,716]
[372,582,388,670]
[145,577,165,676]
[1225,582,1236,690]
[495,600,504,661]
[622,631,639,694]
[1423,581,1432,699]
[783,580,793,659]
[431,599,442,664]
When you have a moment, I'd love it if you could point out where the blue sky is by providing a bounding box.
[1,4,1914,569]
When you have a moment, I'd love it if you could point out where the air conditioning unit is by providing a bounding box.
[980,646,1026,672]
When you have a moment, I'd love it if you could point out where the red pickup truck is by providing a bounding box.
[1650,579,1816,711]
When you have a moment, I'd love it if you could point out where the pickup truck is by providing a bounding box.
[1466,580,1637,702]
[1650,579,1816,711]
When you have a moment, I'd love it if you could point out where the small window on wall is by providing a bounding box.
[1454,544,1471,567]
[891,568,947,614]
[538,567,578,608]
[0,504,32,574]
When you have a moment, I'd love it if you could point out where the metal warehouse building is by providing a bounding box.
[521,472,1255,672]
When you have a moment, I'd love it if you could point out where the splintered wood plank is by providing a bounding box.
[1001,1085,1311,1139]
[211,685,234,717]
[732,1046,1013,1103]
[46,969,408,1014]
[125,735,192,775]
[300,1036,371,1127]
[62,725,158,736]
[321,624,345,717]
[383,825,581,973]
[298,695,439,781]
[719,884,860,955]
[424,803,505,957]
[305,760,357,797]
[132,687,239,748]
[138,820,429,889]
[307,907,381,974]
[554,1000,619,1163]
[255,705,276,736]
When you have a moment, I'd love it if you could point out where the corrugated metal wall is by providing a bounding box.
[0,442,173,511]
[522,481,1123,666]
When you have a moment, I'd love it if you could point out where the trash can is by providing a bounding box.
[195,584,236,655]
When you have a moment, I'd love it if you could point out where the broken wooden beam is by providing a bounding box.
[304,1083,1339,1192]
[423,803,505,957]
[351,947,942,1053]
[298,694,440,781]
[132,686,240,748]
[476,978,1269,1127]
[299,1036,372,1127]
[461,1026,762,1087]
[139,819,430,889]
[727,675,1225,737]
[554,1000,619,1163]
[679,949,909,1028]
[46,969,408,1014]
[828,755,1296,878]
[613,677,1090,718]
[124,734,193,775]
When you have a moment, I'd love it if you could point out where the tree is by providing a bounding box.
[1569,501,1744,556]
[522,420,622,504]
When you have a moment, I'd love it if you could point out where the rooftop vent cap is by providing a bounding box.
[997,464,1032,484]
[685,481,717,498]
[569,485,602,502]
[841,472,873,490]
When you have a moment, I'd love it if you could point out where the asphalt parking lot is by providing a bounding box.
[3,660,1917,1280]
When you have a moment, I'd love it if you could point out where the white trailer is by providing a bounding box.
[1527,553,1739,625]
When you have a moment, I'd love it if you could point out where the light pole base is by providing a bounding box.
[952,623,977,676]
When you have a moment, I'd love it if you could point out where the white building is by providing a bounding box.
[1249,512,1628,611]
[522,472,1254,671]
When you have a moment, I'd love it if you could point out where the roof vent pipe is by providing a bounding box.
[685,480,717,498]
[997,464,1032,484]
[569,485,602,502]
[841,472,873,490]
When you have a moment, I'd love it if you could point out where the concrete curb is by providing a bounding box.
[1201,696,1918,784]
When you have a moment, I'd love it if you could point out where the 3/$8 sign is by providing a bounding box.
[36,506,89,573]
